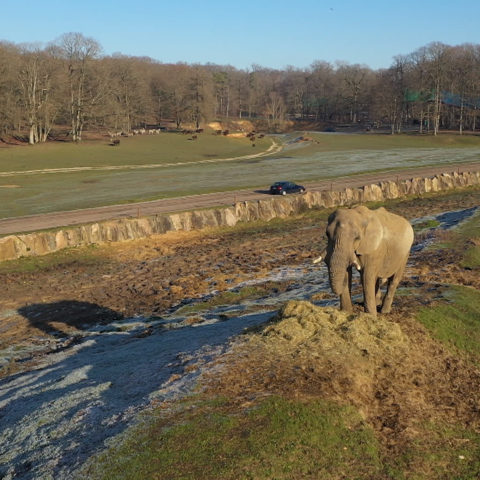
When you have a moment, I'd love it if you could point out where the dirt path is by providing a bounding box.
[1,162,479,235]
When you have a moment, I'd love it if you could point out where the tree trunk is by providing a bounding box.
[433,84,441,136]
[225,86,230,118]
[459,95,464,135]
[28,124,35,145]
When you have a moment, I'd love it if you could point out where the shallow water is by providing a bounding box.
[411,206,478,252]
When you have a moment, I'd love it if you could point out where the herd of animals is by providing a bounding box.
[107,126,265,146]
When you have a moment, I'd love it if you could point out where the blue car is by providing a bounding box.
[269,181,306,195]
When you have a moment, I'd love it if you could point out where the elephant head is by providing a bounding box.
[324,206,382,295]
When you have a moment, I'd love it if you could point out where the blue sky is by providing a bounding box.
[1,0,479,70]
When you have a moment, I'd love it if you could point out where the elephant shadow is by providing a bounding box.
[18,300,123,337]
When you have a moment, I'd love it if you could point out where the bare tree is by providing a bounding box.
[0,41,20,137]
[3,34,480,142]
[423,42,450,135]
[338,62,371,123]
[188,66,214,128]
[106,55,148,132]
[307,61,335,121]
[150,66,172,125]
[167,63,192,129]
[51,32,101,141]
[265,91,285,129]
[18,45,60,144]
[212,70,230,118]
[380,56,409,134]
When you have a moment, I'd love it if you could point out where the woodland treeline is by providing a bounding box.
[1,33,480,144]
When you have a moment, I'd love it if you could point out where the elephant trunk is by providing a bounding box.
[329,251,349,295]
[329,246,358,295]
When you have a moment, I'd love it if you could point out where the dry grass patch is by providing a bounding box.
[206,301,480,453]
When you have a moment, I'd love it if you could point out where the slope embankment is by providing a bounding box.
[0,170,479,262]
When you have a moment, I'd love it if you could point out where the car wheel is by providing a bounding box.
[282,190,287,196]
[300,188,305,193]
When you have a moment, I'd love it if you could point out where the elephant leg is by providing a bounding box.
[375,278,382,306]
[381,264,406,314]
[339,268,353,312]
[362,271,378,316]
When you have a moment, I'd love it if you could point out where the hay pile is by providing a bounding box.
[206,301,480,447]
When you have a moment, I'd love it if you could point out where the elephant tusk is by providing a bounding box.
[313,249,327,265]
[352,252,362,271]
[351,254,361,271]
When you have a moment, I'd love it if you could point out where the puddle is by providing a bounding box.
[411,206,478,252]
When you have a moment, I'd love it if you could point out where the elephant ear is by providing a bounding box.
[356,213,383,255]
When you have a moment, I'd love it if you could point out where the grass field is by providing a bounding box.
[285,130,480,153]
[0,133,271,172]
[82,396,383,480]
[83,394,480,480]
[1,132,480,218]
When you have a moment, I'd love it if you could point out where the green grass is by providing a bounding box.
[3,132,476,174]
[81,396,382,480]
[461,246,480,269]
[1,132,480,219]
[386,421,480,480]
[412,219,441,232]
[415,204,480,358]
[82,394,480,480]
[0,244,109,274]
[297,131,480,154]
[0,133,271,172]
[0,133,272,218]
[417,286,480,357]
[457,214,480,270]
[425,210,480,268]
[175,285,272,315]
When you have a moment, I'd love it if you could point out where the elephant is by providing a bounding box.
[313,205,414,316]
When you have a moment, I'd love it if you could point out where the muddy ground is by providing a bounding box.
[1,187,480,363]
[1,187,480,478]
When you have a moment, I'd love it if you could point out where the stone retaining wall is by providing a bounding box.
[1,170,479,262]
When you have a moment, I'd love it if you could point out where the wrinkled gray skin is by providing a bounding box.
[314,205,414,316]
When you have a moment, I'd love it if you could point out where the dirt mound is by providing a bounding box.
[206,300,480,450]
[207,119,255,134]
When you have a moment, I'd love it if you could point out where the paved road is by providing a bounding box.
[1,162,479,235]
